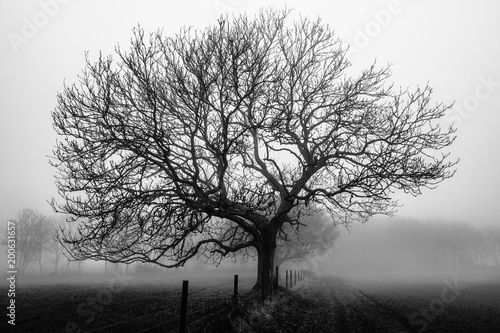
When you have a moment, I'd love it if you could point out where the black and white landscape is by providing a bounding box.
[1,1,500,332]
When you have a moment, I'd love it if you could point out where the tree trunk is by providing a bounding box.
[19,257,26,274]
[38,251,43,275]
[252,229,277,302]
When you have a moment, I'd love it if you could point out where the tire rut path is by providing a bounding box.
[297,276,414,333]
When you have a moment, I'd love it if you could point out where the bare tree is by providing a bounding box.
[12,209,51,274]
[45,216,67,274]
[483,226,500,266]
[50,9,457,300]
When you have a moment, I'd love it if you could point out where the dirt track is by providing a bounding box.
[294,277,412,332]
[286,274,500,333]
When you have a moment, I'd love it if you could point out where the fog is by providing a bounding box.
[3,215,499,289]
[0,243,259,289]
[321,216,500,282]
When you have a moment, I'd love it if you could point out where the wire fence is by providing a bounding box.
[15,269,306,332]
[72,275,257,333]
[79,270,305,332]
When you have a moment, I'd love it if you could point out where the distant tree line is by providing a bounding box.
[330,218,500,272]
[4,208,80,274]
[390,219,500,268]
[3,208,139,275]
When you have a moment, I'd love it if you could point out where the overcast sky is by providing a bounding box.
[1,0,499,229]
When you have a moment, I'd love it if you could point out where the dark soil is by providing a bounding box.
[228,273,500,333]
[3,270,500,332]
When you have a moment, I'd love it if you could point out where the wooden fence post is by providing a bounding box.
[286,270,288,289]
[233,274,238,303]
[294,270,297,285]
[275,266,279,289]
[180,280,189,333]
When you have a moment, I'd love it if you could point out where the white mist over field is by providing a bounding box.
[322,216,500,281]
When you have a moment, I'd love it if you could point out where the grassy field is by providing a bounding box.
[337,268,500,332]
[2,267,500,332]
[1,268,257,333]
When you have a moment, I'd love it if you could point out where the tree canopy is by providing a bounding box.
[50,9,457,300]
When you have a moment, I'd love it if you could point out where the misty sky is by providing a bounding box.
[1,0,499,229]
